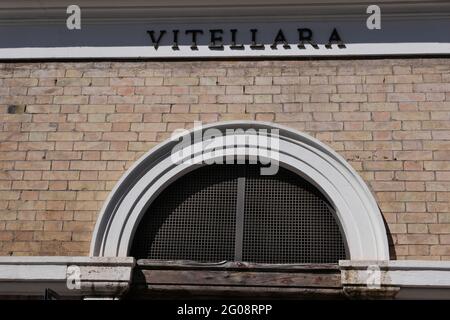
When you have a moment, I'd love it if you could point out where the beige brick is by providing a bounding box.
[396,192,435,202]
[423,121,450,130]
[6,221,43,231]
[218,77,253,85]
[387,92,425,102]
[12,181,48,190]
[394,151,433,161]
[70,161,106,171]
[427,181,450,191]
[429,224,450,234]
[190,104,227,113]
[163,77,199,86]
[34,231,71,241]
[47,132,83,141]
[406,202,426,214]
[54,95,89,104]
[219,114,254,121]
[61,241,90,252]
[217,95,253,104]
[397,234,439,245]
[333,131,372,141]
[408,245,429,255]
[36,211,73,221]
[379,201,405,212]
[330,94,367,103]
[333,112,371,121]
[385,75,422,83]
[63,221,94,232]
[106,113,142,123]
[425,161,450,170]
[2,241,41,252]
[365,141,402,150]
[73,141,109,151]
[407,224,428,233]
[430,245,450,255]
[31,69,65,78]
[21,123,57,132]
[102,132,138,141]
[395,172,435,181]
[390,223,407,234]
[79,105,115,113]
[15,161,51,170]
[39,191,76,201]
[273,76,309,85]
[42,171,79,180]
[392,112,429,120]
[162,114,199,122]
[415,83,450,92]
[275,113,312,122]
[441,235,450,244]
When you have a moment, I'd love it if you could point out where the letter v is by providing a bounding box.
[147,30,166,50]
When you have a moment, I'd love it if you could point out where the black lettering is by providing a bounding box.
[172,30,180,50]
[230,29,244,50]
[326,28,346,49]
[250,29,265,50]
[209,29,224,50]
[271,29,290,49]
[147,30,166,50]
[297,28,318,49]
[185,29,204,50]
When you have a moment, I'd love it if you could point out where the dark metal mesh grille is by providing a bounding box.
[243,166,347,264]
[131,164,347,263]
[131,165,238,262]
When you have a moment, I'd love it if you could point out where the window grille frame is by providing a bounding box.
[131,163,349,263]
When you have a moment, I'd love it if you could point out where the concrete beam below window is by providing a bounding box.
[0,256,135,299]
[1,257,450,299]
[340,260,450,299]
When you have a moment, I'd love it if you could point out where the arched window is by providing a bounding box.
[131,164,347,264]
[91,121,389,261]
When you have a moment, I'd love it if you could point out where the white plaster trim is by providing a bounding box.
[91,121,389,261]
[0,265,67,281]
[340,260,450,299]
[340,260,450,271]
[0,256,134,265]
[0,256,135,297]
[341,260,450,299]
[2,257,450,298]
[1,43,450,60]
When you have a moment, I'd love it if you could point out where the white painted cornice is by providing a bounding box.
[0,257,135,298]
[1,257,450,299]
[340,260,450,299]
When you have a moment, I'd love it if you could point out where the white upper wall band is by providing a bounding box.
[1,43,450,60]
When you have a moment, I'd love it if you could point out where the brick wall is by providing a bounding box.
[0,59,449,259]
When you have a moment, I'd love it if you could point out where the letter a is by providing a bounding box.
[66,5,81,30]
[366,5,381,30]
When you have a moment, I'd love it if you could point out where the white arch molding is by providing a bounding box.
[90,121,390,260]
